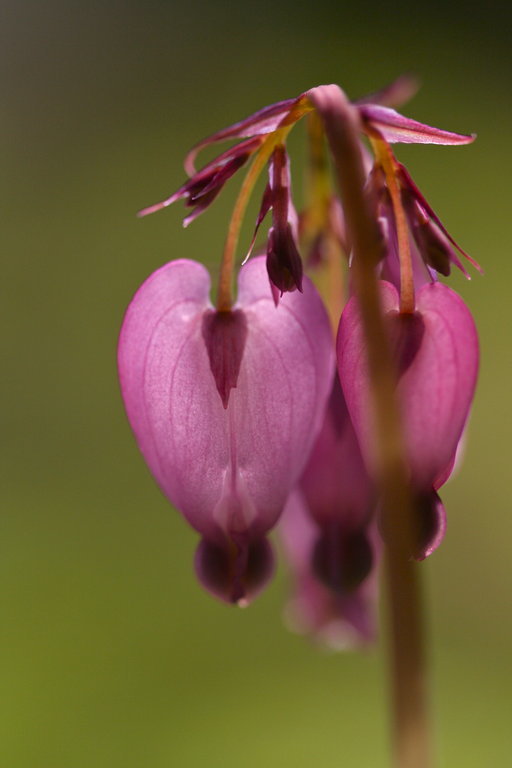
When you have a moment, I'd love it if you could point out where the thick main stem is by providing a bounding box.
[308,85,431,768]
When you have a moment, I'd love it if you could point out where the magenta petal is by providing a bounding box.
[359,104,476,145]
[337,280,479,490]
[184,99,297,174]
[398,163,482,273]
[118,255,334,558]
[300,375,373,530]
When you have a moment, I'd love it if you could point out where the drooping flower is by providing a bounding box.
[118,255,334,603]
[337,279,479,558]
[128,76,481,620]
[280,491,378,649]
[279,374,378,646]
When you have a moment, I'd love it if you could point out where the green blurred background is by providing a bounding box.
[1,1,511,765]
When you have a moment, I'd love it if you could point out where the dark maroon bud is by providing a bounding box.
[194,535,275,605]
[266,225,304,294]
[202,309,248,408]
[312,523,373,594]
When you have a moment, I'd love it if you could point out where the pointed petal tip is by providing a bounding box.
[360,104,476,146]
[137,200,171,217]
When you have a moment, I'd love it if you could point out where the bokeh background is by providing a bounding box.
[2,1,511,765]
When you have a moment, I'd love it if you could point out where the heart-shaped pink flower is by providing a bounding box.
[118,255,334,603]
[337,280,479,558]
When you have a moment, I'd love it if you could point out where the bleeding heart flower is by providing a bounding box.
[280,373,378,647]
[118,255,334,603]
[280,489,378,650]
[337,280,479,559]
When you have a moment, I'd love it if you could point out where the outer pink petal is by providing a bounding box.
[337,281,478,489]
[118,256,334,542]
[118,259,226,539]
[359,104,475,145]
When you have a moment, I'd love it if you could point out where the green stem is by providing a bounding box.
[216,140,276,311]
[308,85,431,768]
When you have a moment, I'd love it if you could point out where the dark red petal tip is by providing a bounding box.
[194,536,275,605]
[379,489,447,561]
[266,226,304,295]
[202,309,248,408]
[312,523,374,594]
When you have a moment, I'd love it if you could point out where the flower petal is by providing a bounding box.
[184,98,298,174]
[337,280,479,490]
[359,104,476,145]
[398,163,482,273]
[300,374,373,530]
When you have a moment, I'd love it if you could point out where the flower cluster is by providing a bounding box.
[119,78,479,647]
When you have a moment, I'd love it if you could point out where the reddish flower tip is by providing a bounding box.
[312,523,374,594]
[194,535,275,605]
[202,309,248,409]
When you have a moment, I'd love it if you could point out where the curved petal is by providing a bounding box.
[337,280,479,490]
[359,104,476,145]
[118,259,225,539]
[184,98,298,174]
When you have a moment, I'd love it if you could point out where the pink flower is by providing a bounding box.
[118,256,334,603]
[280,375,378,646]
[280,495,378,649]
[337,280,479,558]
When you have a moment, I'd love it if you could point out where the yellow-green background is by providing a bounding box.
[2,1,510,765]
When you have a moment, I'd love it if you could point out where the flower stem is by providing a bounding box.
[304,111,344,330]
[372,137,415,314]
[217,130,289,311]
[308,85,431,768]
